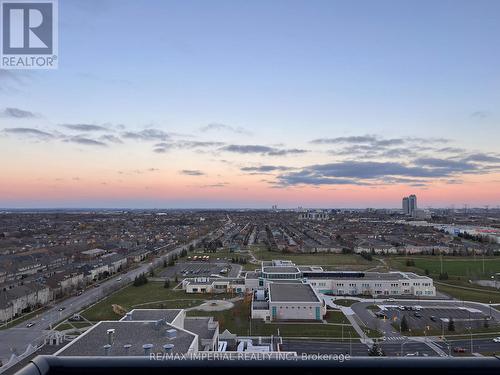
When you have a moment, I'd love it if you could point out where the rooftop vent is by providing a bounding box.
[103,344,111,356]
[142,343,154,356]
[166,328,177,339]
[154,319,165,330]
[163,344,174,354]
[123,344,132,355]
[106,329,115,345]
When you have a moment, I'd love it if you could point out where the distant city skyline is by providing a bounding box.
[1,0,499,208]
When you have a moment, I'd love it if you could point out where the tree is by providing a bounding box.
[368,343,385,356]
[400,315,409,332]
[439,272,449,280]
[448,318,455,332]
[133,273,148,287]
[424,269,430,276]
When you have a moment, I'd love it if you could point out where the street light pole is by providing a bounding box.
[468,311,473,354]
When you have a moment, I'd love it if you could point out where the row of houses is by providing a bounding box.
[0,248,151,323]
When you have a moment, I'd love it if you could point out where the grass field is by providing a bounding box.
[81,282,234,321]
[324,310,348,323]
[187,298,381,338]
[435,282,500,303]
[249,246,373,267]
[386,256,500,278]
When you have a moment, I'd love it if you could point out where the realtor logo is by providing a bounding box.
[1,0,58,69]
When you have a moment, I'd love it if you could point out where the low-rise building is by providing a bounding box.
[251,282,326,321]
[55,308,219,356]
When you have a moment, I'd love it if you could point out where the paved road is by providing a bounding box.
[281,339,436,357]
[435,338,500,356]
[0,237,208,367]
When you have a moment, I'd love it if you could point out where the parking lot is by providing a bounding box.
[159,260,240,279]
[378,304,492,332]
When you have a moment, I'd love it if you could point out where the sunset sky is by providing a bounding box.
[1,0,499,208]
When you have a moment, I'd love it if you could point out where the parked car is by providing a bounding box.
[430,316,437,322]
[453,347,467,353]
[69,314,82,322]
[58,307,66,311]
[26,322,35,328]
[493,337,500,343]
[386,298,395,302]
[414,312,422,318]
[116,277,122,282]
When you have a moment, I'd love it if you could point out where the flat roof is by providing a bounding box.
[55,321,196,356]
[269,283,320,303]
[262,266,300,273]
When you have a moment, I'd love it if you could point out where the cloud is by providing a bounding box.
[437,147,466,154]
[176,140,225,149]
[122,128,170,141]
[412,157,474,172]
[180,169,205,176]
[241,165,293,173]
[61,123,110,132]
[0,70,30,92]
[200,122,252,135]
[220,144,308,156]
[461,153,500,163]
[99,134,123,144]
[2,127,54,139]
[64,136,107,147]
[275,157,492,187]
[471,111,490,119]
[311,135,448,148]
[2,107,36,118]
[310,135,377,145]
[198,182,229,188]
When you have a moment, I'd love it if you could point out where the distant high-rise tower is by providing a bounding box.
[402,197,410,215]
[409,194,417,216]
[402,194,417,216]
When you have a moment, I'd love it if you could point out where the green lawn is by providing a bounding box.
[249,246,372,266]
[187,299,381,338]
[324,310,348,323]
[81,282,235,321]
[387,256,500,278]
[435,282,500,304]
